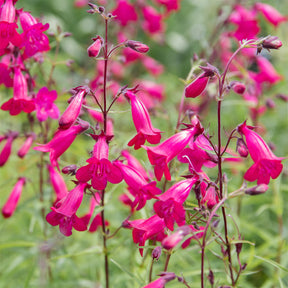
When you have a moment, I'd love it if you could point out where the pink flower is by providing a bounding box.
[125,40,149,53]
[143,124,203,181]
[154,177,198,230]
[142,6,163,35]
[115,161,161,210]
[2,177,26,218]
[228,5,260,40]
[34,120,89,169]
[17,133,36,158]
[1,67,35,115]
[142,56,164,76]
[59,86,89,130]
[112,0,138,26]
[237,121,283,184]
[125,90,162,150]
[126,215,166,256]
[87,36,103,57]
[75,132,123,190]
[34,87,60,122]
[0,55,13,87]
[0,131,18,166]
[255,3,287,27]
[19,11,50,58]
[0,0,22,50]
[48,164,69,203]
[155,0,180,14]
[141,274,176,288]
[185,73,209,98]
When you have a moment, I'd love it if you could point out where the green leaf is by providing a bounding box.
[254,255,288,273]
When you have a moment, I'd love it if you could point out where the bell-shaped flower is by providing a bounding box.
[1,67,35,115]
[75,132,123,190]
[2,177,26,218]
[237,121,283,184]
[0,131,18,167]
[154,177,198,230]
[125,90,162,150]
[46,182,88,236]
[143,123,203,181]
[59,86,89,130]
[255,3,287,27]
[34,120,89,169]
[114,161,161,210]
[0,0,22,51]
[126,214,166,256]
[19,11,50,58]
[34,87,60,122]
[17,132,36,158]
[87,36,103,57]
[48,164,69,203]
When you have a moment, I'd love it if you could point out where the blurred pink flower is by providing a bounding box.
[112,0,138,26]
[34,87,60,122]
[2,177,26,218]
[142,6,163,34]
[17,133,36,158]
[0,131,18,167]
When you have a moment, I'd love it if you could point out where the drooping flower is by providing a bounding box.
[143,123,203,181]
[34,120,89,169]
[0,0,22,51]
[125,90,162,150]
[237,121,283,184]
[0,131,18,167]
[34,86,60,122]
[75,132,123,190]
[255,3,287,27]
[19,11,50,58]
[58,86,89,130]
[2,177,26,218]
[115,161,161,210]
[154,177,198,230]
[185,73,209,98]
[1,67,35,115]
[126,214,166,256]
[17,133,36,158]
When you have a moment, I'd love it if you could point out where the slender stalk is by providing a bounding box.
[149,259,154,282]
[103,19,108,135]
[164,253,171,272]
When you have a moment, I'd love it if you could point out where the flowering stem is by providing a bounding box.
[103,18,108,135]
[164,253,171,272]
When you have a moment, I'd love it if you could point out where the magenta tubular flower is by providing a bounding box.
[0,0,22,50]
[156,0,179,14]
[237,121,283,184]
[141,275,176,288]
[112,0,138,26]
[48,165,68,203]
[142,6,163,34]
[19,11,50,58]
[59,86,89,130]
[2,177,26,218]
[125,40,150,53]
[125,91,162,150]
[34,120,89,169]
[143,124,203,181]
[34,87,60,122]
[115,161,161,210]
[1,67,35,115]
[87,35,103,57]
[121,150,150,180]
[255,3,287,27]
[76,132,123,190]
[127,215,166,256]
[185,73,209,98]
[0,131,18,167]
[17,133,36,158]
[154,178,197,230]
[0,55,13,87]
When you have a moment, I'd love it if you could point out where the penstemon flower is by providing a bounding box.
[237,121,284,185]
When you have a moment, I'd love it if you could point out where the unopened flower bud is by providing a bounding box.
[208,270,214,285]
[262,36,282,50]
[230,81,246,94]
[158,272,176,282]
[236,138,249,158]
[62,164,78,175]
[245,184,269,195]
[265,98,276,109]
[125,40,150,53]
[17,133,36,158]
[152,246,162,261]
[276,93,288,102]
[87,36,104,58]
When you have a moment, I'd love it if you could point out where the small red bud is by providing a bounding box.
[236,138,249,158]
[230,81,246,94]
[262,36,282,50]
[152,246,162,261]
[245,184,269,195]
[62,164,78,175]
[125,40,149,53]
